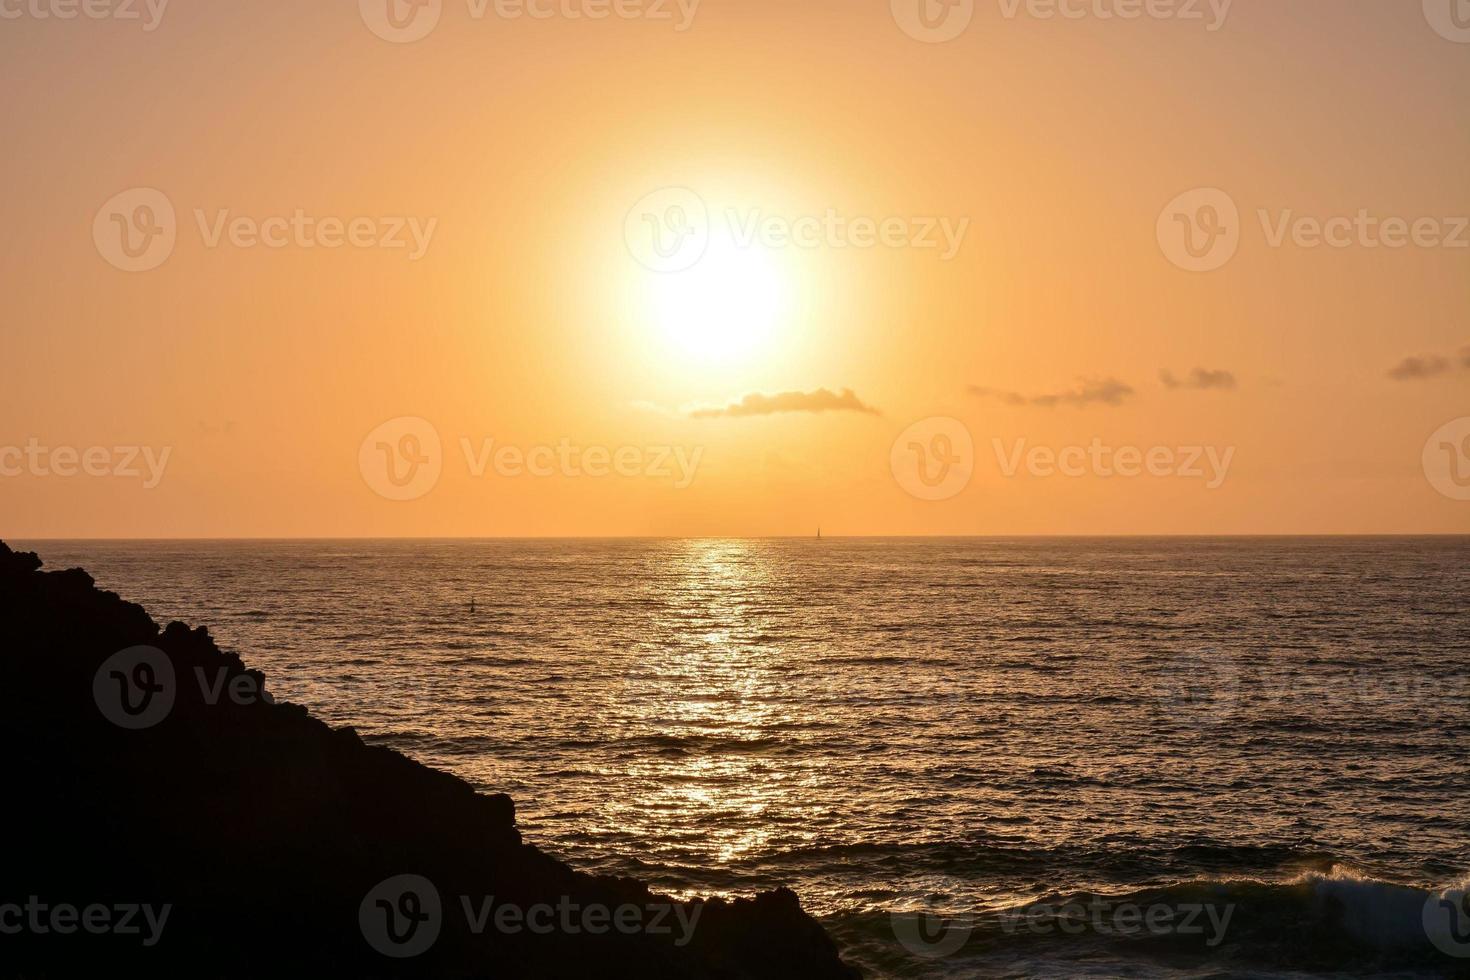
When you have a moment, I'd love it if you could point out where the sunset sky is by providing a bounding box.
[2,0,1467,537]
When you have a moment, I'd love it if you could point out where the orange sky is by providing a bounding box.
[1,0,1467,537]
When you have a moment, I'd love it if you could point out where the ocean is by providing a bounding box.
[21,537,1470,977]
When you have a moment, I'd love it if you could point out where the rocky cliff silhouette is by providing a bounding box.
[0,541,860,979]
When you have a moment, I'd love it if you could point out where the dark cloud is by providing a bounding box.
[1387,355,1451,381]
[689,387,880,419]
[969,377,1134,409]
[1160,367,1238,391]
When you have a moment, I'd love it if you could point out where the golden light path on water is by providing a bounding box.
[605,541,791,893]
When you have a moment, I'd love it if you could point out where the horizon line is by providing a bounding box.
[9,533,1470,543]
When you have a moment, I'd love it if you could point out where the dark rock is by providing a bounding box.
[0,540,861,979]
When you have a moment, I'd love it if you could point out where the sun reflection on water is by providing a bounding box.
[593,540,808,877]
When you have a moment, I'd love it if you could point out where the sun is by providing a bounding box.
[646,237,790,364]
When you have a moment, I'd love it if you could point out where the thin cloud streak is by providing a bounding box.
[1387,355,1452,381]
[1161,367,1238,391]
[969,377,1134,408]
[689,388,881,419]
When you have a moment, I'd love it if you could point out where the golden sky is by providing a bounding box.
[1,0,1467,537]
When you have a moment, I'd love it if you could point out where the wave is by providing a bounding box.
[746,836,1342,885]
[830,870,1470,978]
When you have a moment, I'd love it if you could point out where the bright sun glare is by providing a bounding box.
[648,238,790,364]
